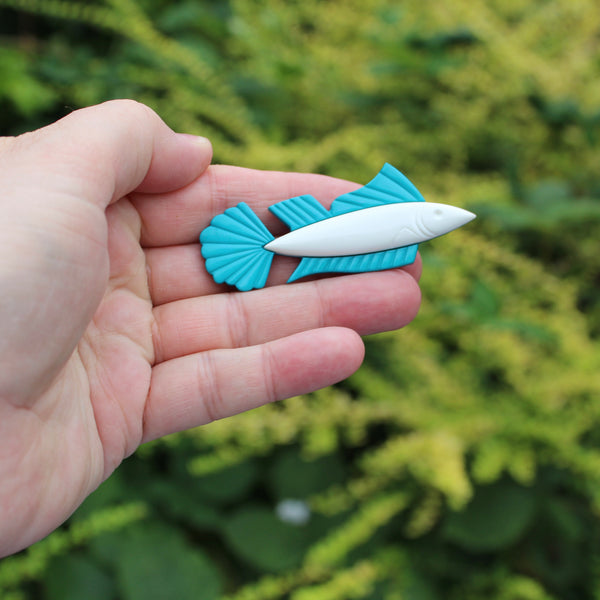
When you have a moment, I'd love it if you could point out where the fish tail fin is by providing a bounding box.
[200,202,275,291]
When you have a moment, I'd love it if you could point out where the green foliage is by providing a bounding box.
[0,46,57,116]
[1,0,600,599]
[0,503,147,597]
[44,554,116,600]
[94,523,222,600]
[443,479,537,552]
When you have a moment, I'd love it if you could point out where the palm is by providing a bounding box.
[0,101,421,557]
[76,197,155,474]
[1,197,153,549]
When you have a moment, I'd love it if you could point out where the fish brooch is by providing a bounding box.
[200,163,475,291]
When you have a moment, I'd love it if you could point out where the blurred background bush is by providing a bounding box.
[1,0,600,598]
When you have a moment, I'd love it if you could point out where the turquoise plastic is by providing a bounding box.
[269,194,330,230]
[199,163,423,291]
[287,245,419,283]
[200,203,275,291]
[329,162,425,215]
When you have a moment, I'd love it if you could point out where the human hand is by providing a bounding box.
[0,100,421,556]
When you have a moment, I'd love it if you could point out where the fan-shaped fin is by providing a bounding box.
[200,202,275,291]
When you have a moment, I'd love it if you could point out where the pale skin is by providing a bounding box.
[0,100,421,557]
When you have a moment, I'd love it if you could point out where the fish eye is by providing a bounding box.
[433,208,444,218]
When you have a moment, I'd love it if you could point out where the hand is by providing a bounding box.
[0,100,421,556]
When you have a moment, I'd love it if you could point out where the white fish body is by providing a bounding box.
[265,202,475,258]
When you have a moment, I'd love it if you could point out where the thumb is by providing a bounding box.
[0,101,211,404]
[4,99,213,208]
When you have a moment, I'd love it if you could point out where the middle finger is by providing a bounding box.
[152,268,421,362]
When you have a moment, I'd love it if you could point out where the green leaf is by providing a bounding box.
[223,506,316,571]
[157,2,229,38]
[192,460,260,504]
[104,523,221,600]
[524,180,572,209]
[138,479,223,530]
[268,447,346,500]
[403,572,440,600]
[0,46,57,116]
[43,554,116,600]
[443,480,536,552]
[71,472,130,521]
[469,280,500,319]
[543,497,584,542]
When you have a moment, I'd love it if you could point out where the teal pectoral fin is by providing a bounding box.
[287,244,419,283]
[200,202,275,291]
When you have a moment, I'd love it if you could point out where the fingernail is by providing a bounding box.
[178,133,212,148]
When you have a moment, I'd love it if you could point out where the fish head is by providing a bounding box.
[418,202,476,237]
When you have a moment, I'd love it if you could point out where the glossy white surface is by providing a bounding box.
[264,202,476,257]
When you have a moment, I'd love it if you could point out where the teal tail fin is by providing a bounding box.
[200,202,275,291]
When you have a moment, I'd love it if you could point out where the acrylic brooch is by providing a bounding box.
[199,163,475,291]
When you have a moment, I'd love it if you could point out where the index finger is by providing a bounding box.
[131,165,360,248]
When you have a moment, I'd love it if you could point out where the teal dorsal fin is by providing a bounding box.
[287,244,419,283]
[269,194,330,231]
[330,163,425,216]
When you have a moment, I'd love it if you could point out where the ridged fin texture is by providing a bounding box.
[269,195,330,230]
[330,163,425,216]
[287,244,418,283]
[200,202,275,291]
